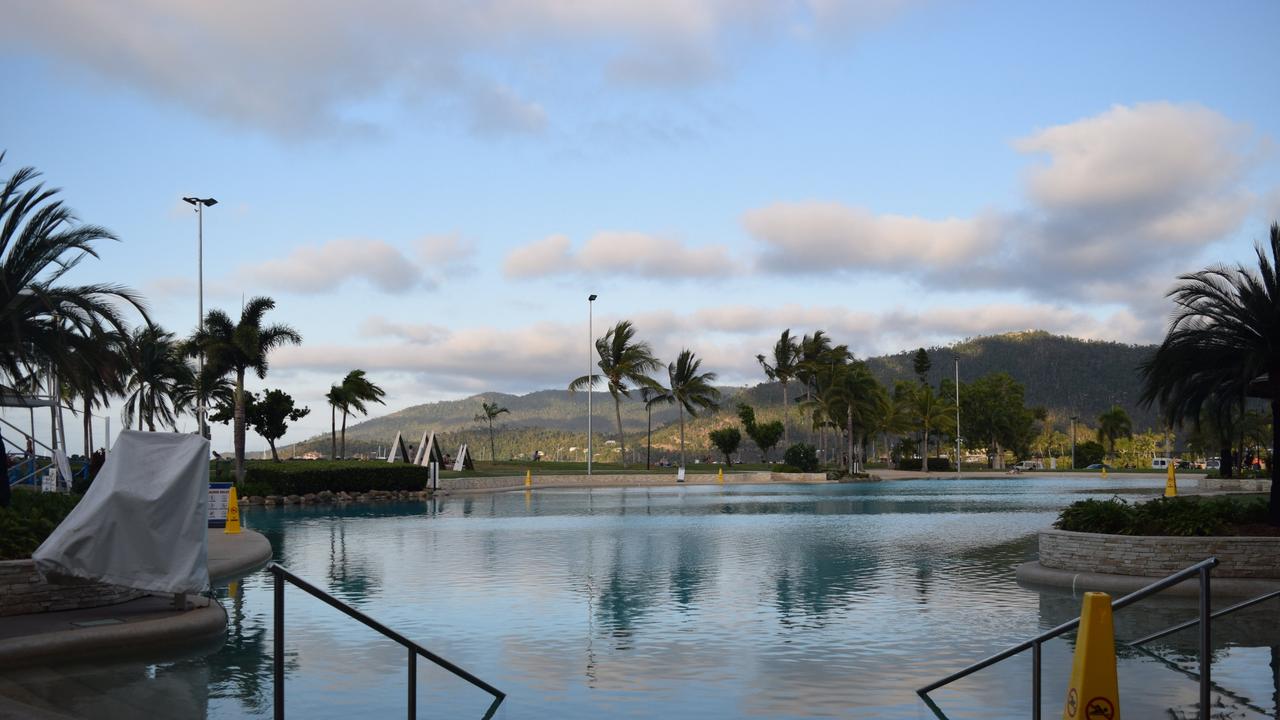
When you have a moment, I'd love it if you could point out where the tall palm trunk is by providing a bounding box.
[614,398,626,467]
[646,405,652,470]
[678,405,686,469]
[846,406,854,473]
[782,382,789,445]
[330,405,337,459]
[921,418,929,473]
[233,369,246,483]
[340,408,348,458]
[83,397,91,457]
[488,419,497,461]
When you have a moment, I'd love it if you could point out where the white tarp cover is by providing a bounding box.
[33,431,211,594]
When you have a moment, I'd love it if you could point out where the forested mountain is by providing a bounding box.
[290,331,1160,460]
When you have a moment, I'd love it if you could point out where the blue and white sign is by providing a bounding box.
[209,482,232,528]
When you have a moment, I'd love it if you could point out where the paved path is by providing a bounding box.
[0,529,273,674]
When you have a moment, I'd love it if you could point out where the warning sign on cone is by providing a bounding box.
[1063,592,1119,719]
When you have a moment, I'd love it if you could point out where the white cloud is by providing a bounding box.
[2,1,911,136]
[504,231,736,279]
[744,203,1003,274]
[241,239,425,294]
[743,103,1267,310]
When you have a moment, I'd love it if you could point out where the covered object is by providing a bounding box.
[34,431,211,594]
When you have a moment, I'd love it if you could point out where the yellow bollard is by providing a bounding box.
[1164,463,1177,497]
[525,469,532,488]
[717,467,724,483]
[1062,592,1120,720]
[1101,466,1108,480]
[224,487,242,535]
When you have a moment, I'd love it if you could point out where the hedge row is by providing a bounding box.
[238,461,430,497]
[0,492,80,560]
[1055,496,1269,537]
[897,458,953,472]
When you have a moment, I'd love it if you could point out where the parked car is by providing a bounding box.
[1085,463,1111,471]
[1151,457,1173,470]
[1012,460,1044,472]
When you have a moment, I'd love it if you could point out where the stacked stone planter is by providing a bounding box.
[0,559,144,617]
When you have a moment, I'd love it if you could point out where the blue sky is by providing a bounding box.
[2,0,1278,452]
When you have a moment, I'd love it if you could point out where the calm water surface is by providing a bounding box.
[10,477,1280,718]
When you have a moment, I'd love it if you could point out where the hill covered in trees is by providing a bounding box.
[292,331,1160,461]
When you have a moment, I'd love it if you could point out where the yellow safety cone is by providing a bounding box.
[224,486,242,535]
[525,469,532,488]
[1062,592,1120,720]
[1164,463,1177,497]
[1101,466,1108,480]
[717,467,724,484]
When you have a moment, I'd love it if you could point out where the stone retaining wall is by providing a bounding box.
[1196,477,1272,492]
[1039,528,1280,579]
[0,559,144,617]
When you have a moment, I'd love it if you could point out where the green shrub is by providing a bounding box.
[1055,497,1135,535]
[1055,495,1269,537]
[238,460,429,497]
[1073,440,1105,468]
[782,444,820,472]
[0,491,81,560]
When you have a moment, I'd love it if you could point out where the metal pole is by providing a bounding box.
[587,295,593,476]
[407,648,417,720]
[197,203,206,440]
[1199,567,1211,719]
[1031,640,1041,720]
[954,354,960,478]
[274,572,285,720]
[1070,416,1077,470]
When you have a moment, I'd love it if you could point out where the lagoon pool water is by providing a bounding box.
[8,477,1280,718]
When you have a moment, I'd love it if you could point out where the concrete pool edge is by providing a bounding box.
[1015,561,1280,597]
[209,529,273,584]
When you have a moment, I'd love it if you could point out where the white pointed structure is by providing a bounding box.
[386,432,412,463]
[453,443,474,471]
[415,431,445,467]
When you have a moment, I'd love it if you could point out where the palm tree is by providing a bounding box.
[909,383,956,471]
[825,361,883,472]
[190,297,301,483]
[59,331,128,455]
[337,369,385,458]
[1096,405,1132,461]
[121,325,192,431]
[325,385,344,459]
[757,329,801,444]
[641,383,673,469]
[474,400,510,461]
[667,349,720,469]
[1140,223,1280,522]
[568,320,662,467]
[0,154,146,398]
[174,364,234,437]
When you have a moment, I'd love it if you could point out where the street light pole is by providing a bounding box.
[1070,415,1079,470]
[954,354,961,478]
[183,197,217,440]
[587,294,597,476]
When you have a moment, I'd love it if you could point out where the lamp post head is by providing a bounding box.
[588,294,597,301]
[183,197,218,207]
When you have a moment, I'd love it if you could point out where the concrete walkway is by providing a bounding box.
[0,529,273,672]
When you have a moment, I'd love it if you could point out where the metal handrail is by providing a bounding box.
[268,563,505,720]
[1129,588,1280,647]
[917,557,1219,720]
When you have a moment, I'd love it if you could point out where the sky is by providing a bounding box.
[2,0,1279,453]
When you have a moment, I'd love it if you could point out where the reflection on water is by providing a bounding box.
[4,478,1279,719]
